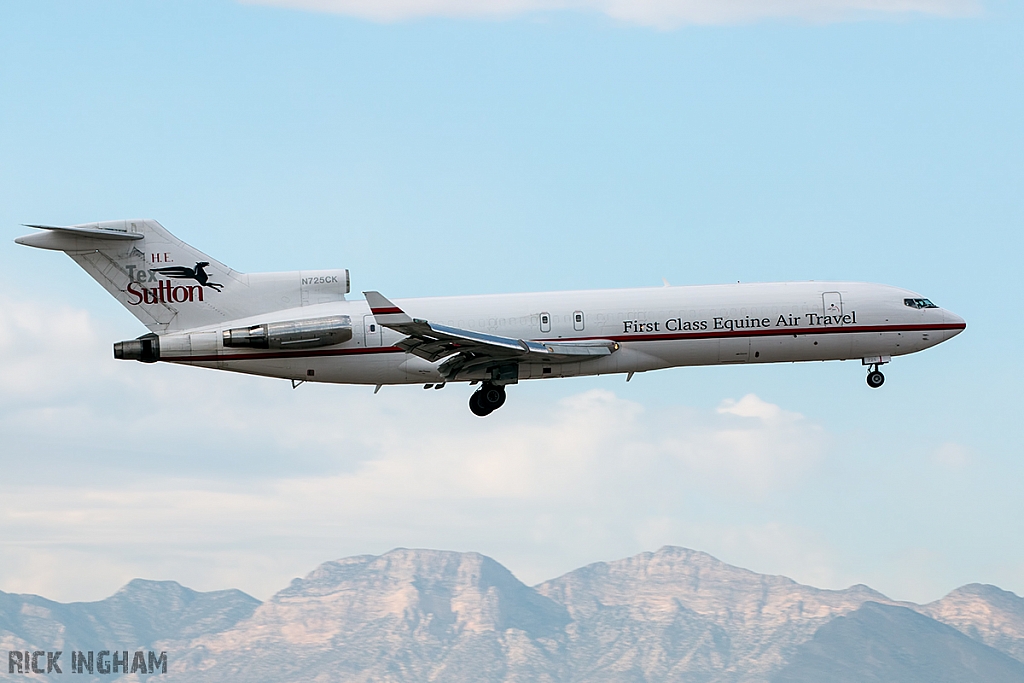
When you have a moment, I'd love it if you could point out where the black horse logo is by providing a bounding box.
[151,261,224,292]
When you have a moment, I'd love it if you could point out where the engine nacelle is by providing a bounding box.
[114,333,160,363]
[223,315,353,350]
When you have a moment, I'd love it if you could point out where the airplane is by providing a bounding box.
[16,220,966,416]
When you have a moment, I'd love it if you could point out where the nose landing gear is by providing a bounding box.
[862,356,890,389]
[469,382,506,417]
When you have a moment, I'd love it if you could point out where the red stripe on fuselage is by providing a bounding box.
[164,320,963,364]
[178,346,406,363]
[597,320,966,344]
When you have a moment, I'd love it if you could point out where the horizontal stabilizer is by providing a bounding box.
[15,224,144,250]
[18,224,144,240]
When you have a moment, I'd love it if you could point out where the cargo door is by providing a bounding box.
[718,337,750,363]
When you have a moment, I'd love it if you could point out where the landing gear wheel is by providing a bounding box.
[469,383,506,416]
[480,384,506,411]
[867,370,885,389]
[469,391,492,417]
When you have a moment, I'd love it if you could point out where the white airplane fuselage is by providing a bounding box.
[168,281,963,386]
[15,220,965,415]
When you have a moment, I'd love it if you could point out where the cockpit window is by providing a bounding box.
[904,298,938,309]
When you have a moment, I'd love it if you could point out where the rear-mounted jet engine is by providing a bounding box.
[114,334,160,363]
[222,315,352,350]
[114,315,353,363]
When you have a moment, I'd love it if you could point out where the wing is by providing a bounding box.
[364,291,618,380]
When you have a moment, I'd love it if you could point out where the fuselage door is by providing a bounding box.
[573,310,585,332]
[822,292,843,319]
[363,315,383,347]
[540,312,551,334]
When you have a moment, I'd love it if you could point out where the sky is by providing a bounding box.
[0,0,1021,604]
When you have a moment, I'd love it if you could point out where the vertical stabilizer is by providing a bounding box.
[15,220,349,333]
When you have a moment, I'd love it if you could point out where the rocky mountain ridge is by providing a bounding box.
[2,547,1023,682]
[0,578,259,652]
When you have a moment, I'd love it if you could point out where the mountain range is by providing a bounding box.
[3,546,1024,682]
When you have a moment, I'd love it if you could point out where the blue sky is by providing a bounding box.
[0,0,1021,603]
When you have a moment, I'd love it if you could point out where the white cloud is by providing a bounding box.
[933,441,972,469]
[0,295,113,402]
[242,0,980,27]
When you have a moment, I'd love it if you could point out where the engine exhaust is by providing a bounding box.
[113,334,160,363]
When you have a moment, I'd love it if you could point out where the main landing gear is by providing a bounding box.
[469,382,506,417]
[866,365,885,389]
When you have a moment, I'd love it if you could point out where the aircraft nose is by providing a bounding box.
[943,310,966,339]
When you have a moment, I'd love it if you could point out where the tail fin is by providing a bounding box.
[15,220,349,332]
